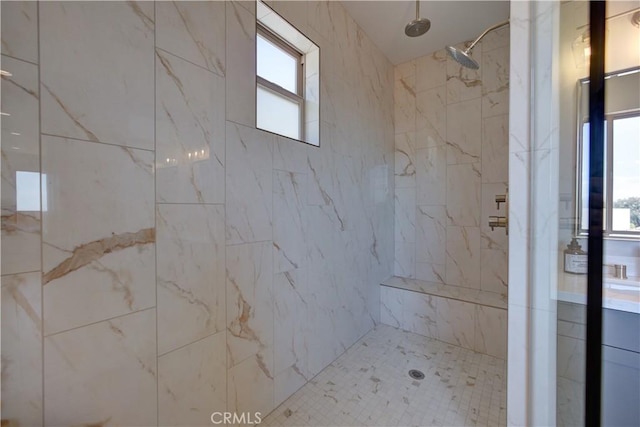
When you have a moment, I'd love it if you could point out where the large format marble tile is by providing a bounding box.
[226,241,274,368]
[436,298,475,349]
[394,240,415,279]
[481,114,509,183]
[273,171,307,274]
[156,49,225,204]
[156,1,226,76]
[1,55,41,275]
[416,85,446,149]
[416,205,447,265]
[416,49,447,93]
[226,123,273,245]
[394,188,416,244]
[158,331,227,425]
[480,248,508,296]
[475,305,507,359]
[380,285,403,328]
[415,146,446,206]
[394,75,416,134]
[40,1,154,149]
[274,269,309,393]
[228,351,275,416]
[446,98,482,165]
[482,45,510,118]
[226,1,256,127]
[1,272,42,427]
[44,309,157,426]
[446,226,481,289]
[157,204,226,355]
[42,136,155,335]
[415,262,447,284]
[394,132,416,189]
[402,292,438,338]
[446,163,481,227]
[1,1,38,63]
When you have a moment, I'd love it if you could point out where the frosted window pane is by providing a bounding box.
[257,86,300,140]
[257,33,297,93]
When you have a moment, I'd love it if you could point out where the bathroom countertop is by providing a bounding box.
[558,273,640,314]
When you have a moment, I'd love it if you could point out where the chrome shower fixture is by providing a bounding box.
[446,20,509,69]
[405,0,431,37]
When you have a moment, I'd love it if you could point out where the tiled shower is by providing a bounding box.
[2,1,508,426]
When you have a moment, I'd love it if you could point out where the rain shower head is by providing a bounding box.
[445,45,479,70]
[405,0,431,37]
[445,20,509,69]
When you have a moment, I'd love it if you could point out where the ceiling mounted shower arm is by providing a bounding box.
[415,0,420,20]
[465,20,509,52]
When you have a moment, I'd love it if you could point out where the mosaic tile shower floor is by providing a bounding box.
[263,325,506,427]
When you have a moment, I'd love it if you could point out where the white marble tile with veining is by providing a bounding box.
[306,122,336,207]
[42,136,155,335]
[156,49,225,204]
[394,132,416,189]
[416,85,447,149]
[481,114,509,183]
[158,331,227,425]
[1,1,38,63]
[480,248,508,296]
[446,98,482,164]
[273,171,307,274]
[1,272,42,427]
[226,1,256,127]
[44,309,157,426]
[274,135,309,174]
[482,46,510,118]
[226,241,274,368]
[446,226,481,289]
[226,123,273,245]
[227,351,275,416]
[40,1,154,149]
[446,41,482,104]
[274,269,309,387]
[416,205,447,265]
[402,292,438,338]
[394,240,416,279]
[394,77,416,134]
[446,163,481,227]
[437,298,475,349]
[380,285,403,328]
[415,262,447,284]
[416,49,447,93]
[157,204,225,355]
[307,0,334,43]
[1,55,41,275]
[394,188,416,244]
[156,0,226,76]
[475,305,507,359]
[415,146,446,206]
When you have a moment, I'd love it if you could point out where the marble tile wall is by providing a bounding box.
[0,1,394,425]
[393,29,509,297]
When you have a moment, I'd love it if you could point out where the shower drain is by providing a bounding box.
[408,369,425,380]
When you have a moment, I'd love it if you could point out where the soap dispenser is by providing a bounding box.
[564,238,588,274]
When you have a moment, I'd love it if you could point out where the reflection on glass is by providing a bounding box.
[257,33,297,93]
[16,171,46,212]
[256,86,300,140]
[612,115,640,231]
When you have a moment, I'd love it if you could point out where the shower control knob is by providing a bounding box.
[489,216,508,233]
[495,194,507,209]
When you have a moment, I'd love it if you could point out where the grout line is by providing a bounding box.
[0,53,38,66]
[223,0,229,413]
[157,329,225,358]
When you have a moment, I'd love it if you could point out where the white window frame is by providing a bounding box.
[256,24,305,141]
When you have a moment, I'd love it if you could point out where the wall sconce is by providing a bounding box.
[571,29,591,69]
